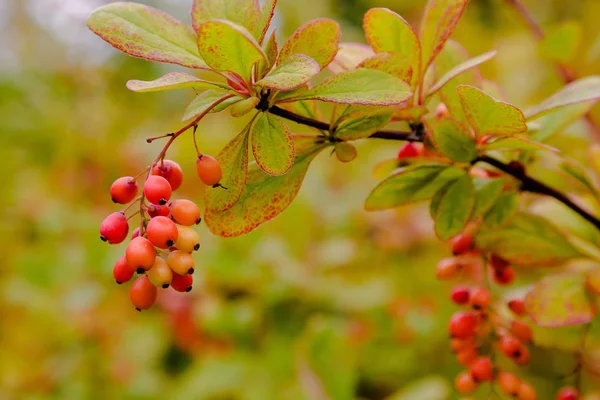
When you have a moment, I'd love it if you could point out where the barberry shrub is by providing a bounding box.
[88,0,600,397]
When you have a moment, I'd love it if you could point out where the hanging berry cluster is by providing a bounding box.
[99,154,223,311]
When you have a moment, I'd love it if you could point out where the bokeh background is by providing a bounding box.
[2,0,600,399]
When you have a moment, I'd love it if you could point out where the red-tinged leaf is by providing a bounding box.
[260,30,279,76]
[126,72,226,93]
[333,105,393,140]
[287,68,412,106]
[457,85,527,138]
[204,121,252,212]
[426,50,497,98]
[358,52,413,84]
[204,142,327,237]
[428,117,477,162]
[587,267,600,295]
[256,0,277,44]
[87,2,207,69]
[525,273,596,327]
[525,76,600,120]
[419,0,469,73]
[251,112,295,176]
[278,19,341,69]
[197,19,266,83]
[363,8,421,86]
[191,0,260,38]
[255,54,320,91]
[182,90,243,121]
[328,43,374,74]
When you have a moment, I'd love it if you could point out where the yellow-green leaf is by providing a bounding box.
[334,142,358,163]
[126,72,226,93]
[191,0,260,39]
[87,2,207,69]
[230,97,259,117]
[328,43,374,74]
[260,30,279,76]
[482,137,559,153]
[334,105,393,140]
[256,0,277,44]
[358,52,413,84]
[525,76,600,120]
[255,54,320,91]
[434,173,475,240]
[278,18,341,69]
[525,273,596,327]
[457,85,527,138]
[251,113,295,176]
[197,19,266,83]
[182,90,242,121]
[483,191,519,227]
[539,21,582,64]
[429,117,477,162]
[471,178,505,219]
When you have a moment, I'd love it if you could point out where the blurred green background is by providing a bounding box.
[2,0,600,399]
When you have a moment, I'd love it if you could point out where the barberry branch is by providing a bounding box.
[268,106,600,231]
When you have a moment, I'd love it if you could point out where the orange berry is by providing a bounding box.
[455,371,477,394]
[514,346,531,366]
[500,336,523,359]
[451,337,475,352]
[167,250,195,275]
[126,237,156,273]
[110,176,138,204]
[170,199,201,226]
[497,371,520,396]
[517,381,537,400]
[470,357,493,382]
[129,276,158,311]
[147,257,173,288]
[146,216,178,249]
[470,288,491,310]
[436,258,461,280]
[196,154,222,186]
[174,225,200,253]
[511,320,533,343]
[449,311,478,338]
[457,347,479,367]
[508,299,527,316]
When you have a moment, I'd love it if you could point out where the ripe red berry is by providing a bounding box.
[451,337,475,352]
[397,142,420,159]
[436,258,461,280]
[113,255,134,284]
[494,266,515,285]
[146,216,178,249]
[498,371,520,396]
[129,275,158,311]
[449,311,478,338]
[144,175,172,205]
[470,356,493,382]
[170,199,201,226]
[514,346,531,366]
[470,288,491,310]
[174,225,200,253]
[126,237,156,273]
[451,287,470,305]
[110,176,138,204]
[196,154,223,186]
[511,320,533,343]
[508,299,527,316]
[489,254,510,270]
[556,386,579,400]
[455,371,477,394]
[131,227,140,239]
[451,233,474,255]
[171,272,193,292]
[152,159,183,191]
[147,203,170,218]
[500,336,523,358]
[517,381,537,400]
[147,257,173,288]
[167,250,195,275]
[456,347,479,367]
[100,212,129,244]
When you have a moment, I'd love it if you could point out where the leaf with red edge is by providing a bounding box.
[87,2,207,69]
[278,18,341,70]
[363,8,421,86]
[525,76,600,120]
[255,54,320,91]
[419,0,468,73]
[256,0,277,44]
[260,30,279,76]
[251,112,295,176]
[191,0,260,38]
[126,72,227,92]
[204,141,327,237]
[328,43,374,74]
[457,85,527,138]
[359,52,413,84]
[587,267,600,295]
[333,105,393,140]
[525,272,596,327]
[197,19,266,83]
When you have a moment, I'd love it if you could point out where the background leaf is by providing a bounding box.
[87,2,207,69]
[126,72,225,92]
[482,137,558,152]
[429,117,477,162]
[255,54,320,91]
[539,21,582,64]
[525,76,600,120]
[191,0,260,38]
[278,18,341,70]
[251,113,295,176]
[434,173,475,239]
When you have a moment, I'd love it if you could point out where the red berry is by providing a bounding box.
[508,299,527,316]
[171,273,193,292]
[500,336,523,358]
[144,175,172,205]
[170,199,201,226]
[147,203,170,218]
[494,266,515,285]
[100,212,129,244]
[449,311,478,338]
[131,227,140,239]
[451,233,474,255]
[451,287,470,305]
[498,371,520,396]
[511,320,533,343]
[397,142,420,159]
[146,216,178,249]
[556,386,579,400]
[113,255,134,284]
[125,237,156,273]
[110,176,138,204]
[196,154,223,186]
[130,275,158,311]
[517,381,537,400]
[470,288,491,310]
[514,346,531,366]
[470,356,493,382]
[152,160,183,191]
[490,254,510,270]
[455,371,477,394]
[457,347,479,367]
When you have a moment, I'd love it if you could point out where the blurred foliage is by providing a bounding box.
[2,0,600,399]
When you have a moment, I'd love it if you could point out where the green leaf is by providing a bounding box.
[182,90,242,121]
[525,76,600,120]
[255,54,320,91]
[328,43,374,74]
[457,85,527,138]
[429,180,454,218]
[191,0,260,39]
[426,50,497,98]
[434,173,475,240]
[365,164,464,211]
[251,113,295,176]
[204,142,326,237]
[358,52,414,84]
[288,68,412,106]
[419,0,469,72]
[482,137,559,153]
[539,21,582,64]
[429,117,477,162]
[204,123,252,212]
[471,178,505,218]
[532,101,595,142]
[475,212,583,267]
[278,18,341,70]
[387,376,450,400]
[363,8,421,86]
[334,142,358,163]
[126,72,226,93]
[256,0,277,44]
[559,160,600,198]
[230,97,259,117]
[260,30,279,76]
[87,2,207,69]
[197,20,266,83]
[525,273,596,327]
[483,191,519,227]
[333,105,393,140]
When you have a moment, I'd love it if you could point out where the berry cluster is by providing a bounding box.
[100,155,222,311]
